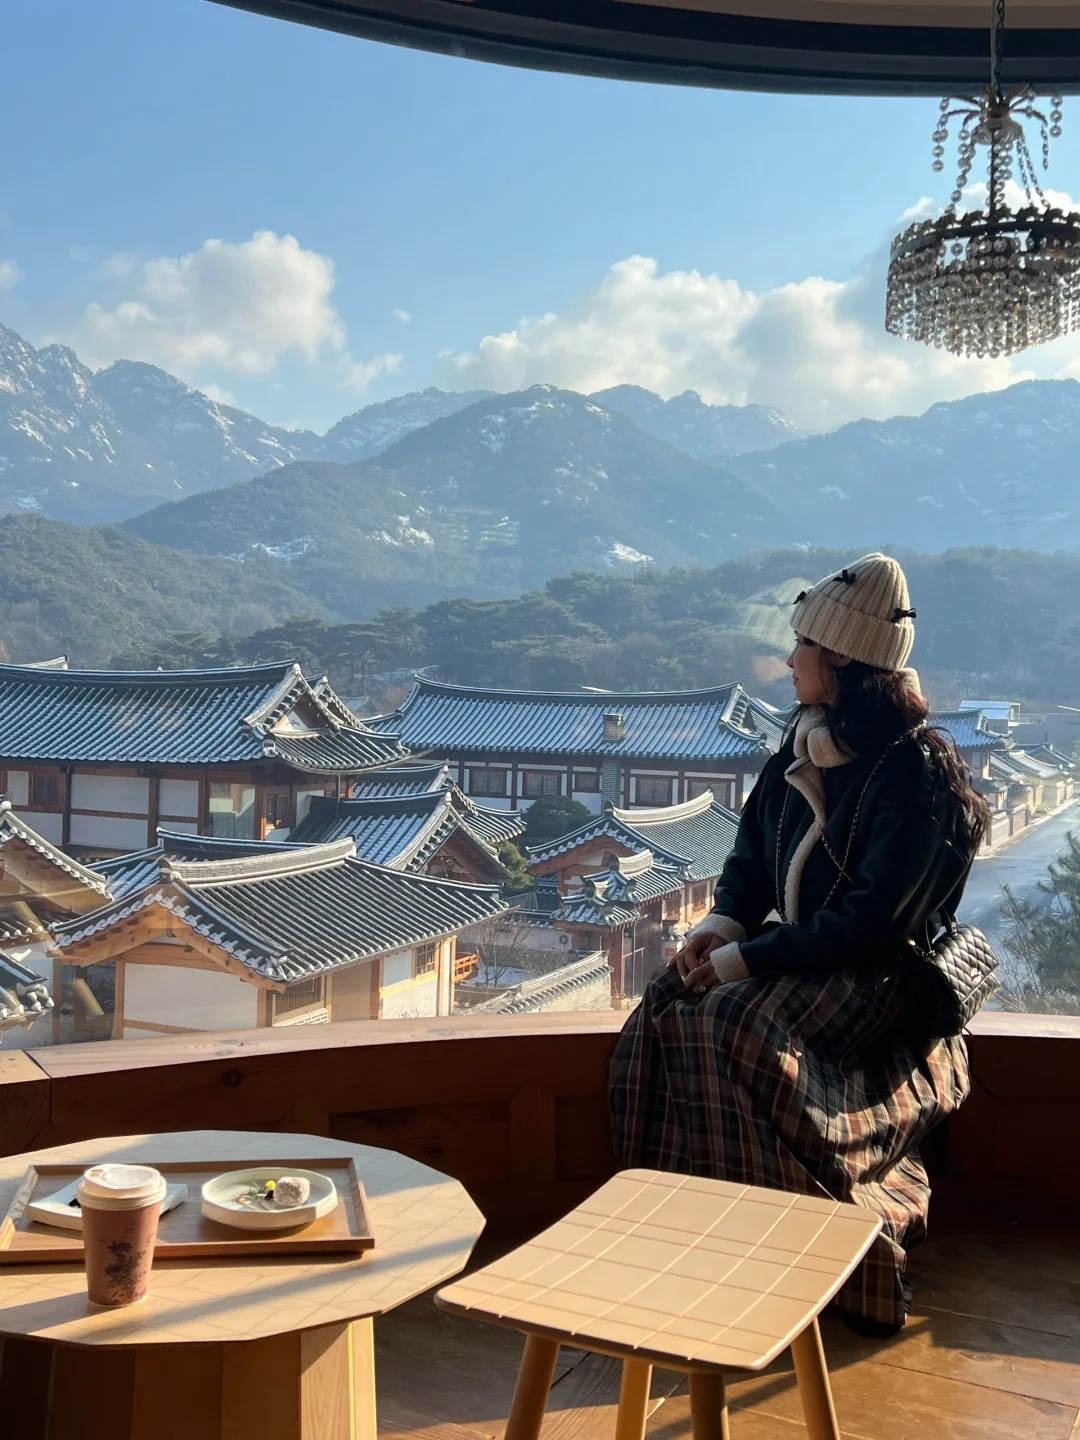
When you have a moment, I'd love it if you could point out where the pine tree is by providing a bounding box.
[1001,832,1080,1009]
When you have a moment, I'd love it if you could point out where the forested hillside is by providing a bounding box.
[104,547,1080,711]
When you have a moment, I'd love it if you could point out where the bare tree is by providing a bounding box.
[459,914,536,988]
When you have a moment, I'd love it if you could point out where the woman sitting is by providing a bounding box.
[609,553,989,1335]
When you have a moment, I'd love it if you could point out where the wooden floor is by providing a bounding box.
[375,1225,1080,1440]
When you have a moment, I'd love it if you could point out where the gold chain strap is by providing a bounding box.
[774,727,924,924]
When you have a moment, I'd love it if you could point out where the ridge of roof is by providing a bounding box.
[163,837,358,886]
[398,676,743,705]
[0,802,112,894]
[0,661,297,687]
[610,790,715,826]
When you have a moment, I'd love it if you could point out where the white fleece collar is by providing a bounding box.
[780,707,855,922]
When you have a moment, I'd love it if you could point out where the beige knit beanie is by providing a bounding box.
[790,553,915,671]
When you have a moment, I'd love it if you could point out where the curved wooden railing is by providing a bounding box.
[1,1009,1077,1234]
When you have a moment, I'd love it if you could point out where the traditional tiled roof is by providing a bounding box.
[0,901,49,945]
[1029,744,1076,770]
[95,829,304,900]
[464,953,612,1015]
[0,662,407,774]
[0,949,52,1030]
[369,678,770,761]
[54,839,509,983]
[290,788,524,871]
[529,790,738,882]
[1000,748,1062,780]
[742,695,792,753]
[930,709,1006,753]
[0,802,112,899]
[553,850,685,928]
[959,700,1015,721]
[350,763,453,798]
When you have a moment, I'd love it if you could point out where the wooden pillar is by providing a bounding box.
[61,766,73,850]
[147,774,159,847]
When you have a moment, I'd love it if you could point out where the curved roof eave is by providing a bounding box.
[209,0,1080,97]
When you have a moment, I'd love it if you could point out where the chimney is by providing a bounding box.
[603,711,626,743]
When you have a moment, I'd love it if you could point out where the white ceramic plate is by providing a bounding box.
[200,1167,338,1231]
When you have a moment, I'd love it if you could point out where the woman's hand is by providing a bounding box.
[671,930,717,991]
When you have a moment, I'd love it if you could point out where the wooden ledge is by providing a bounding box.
[2,1008,1079,1233]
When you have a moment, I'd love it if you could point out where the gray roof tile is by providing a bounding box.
[529,791,738,881]
[0,662,406,773]
[370,679,769,761]
[55,840,509,982]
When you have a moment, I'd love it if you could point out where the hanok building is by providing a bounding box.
[370,679,773,814]
[49,834,510,1037]
[290,780,525,884]
[0,802,111,1043]
[526,791,740,997]
[0,661,408,857]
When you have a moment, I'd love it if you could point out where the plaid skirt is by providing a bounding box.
[608,964,970,1325]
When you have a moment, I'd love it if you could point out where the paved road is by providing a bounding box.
[958,801,1080,947]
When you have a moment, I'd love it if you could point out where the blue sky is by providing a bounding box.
[5,0,1080,431]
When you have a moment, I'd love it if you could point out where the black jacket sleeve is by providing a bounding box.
[707,754,784,939]
[738,800,971,977]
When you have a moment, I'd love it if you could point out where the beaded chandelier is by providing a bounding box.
[885,0,1080,359]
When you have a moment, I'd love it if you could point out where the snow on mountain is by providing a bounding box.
[592,384,803,460]
[732,378,1080,553]
[321,387,493,460]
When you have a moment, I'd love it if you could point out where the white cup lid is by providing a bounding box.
[78,1164,166,1205]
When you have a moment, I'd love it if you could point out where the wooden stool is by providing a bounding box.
[436,1169,882,1440]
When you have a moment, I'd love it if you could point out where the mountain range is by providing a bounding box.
[0,321,791,527]
[125,388,789,614]
[731,379,1080,552]
[6,315,1080,664]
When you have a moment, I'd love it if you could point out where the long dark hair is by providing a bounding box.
[802,662,990,844]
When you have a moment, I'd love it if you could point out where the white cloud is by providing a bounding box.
[448,251,1023,431]
[392,309,413,325]
[0,260,22,291]
[447,181,1080,430]
[200,381,237,407]
[77,231,344,377]
[341,352,403,392]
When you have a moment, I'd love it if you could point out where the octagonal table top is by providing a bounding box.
[0,1129,484,1348]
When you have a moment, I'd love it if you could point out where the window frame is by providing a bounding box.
[469,768,508,798]
[413,941,438,977]
[635,775,673,807]
[522,770,563,800]
[573,770,602,793]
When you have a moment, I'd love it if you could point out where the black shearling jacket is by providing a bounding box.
[708,710,978,979]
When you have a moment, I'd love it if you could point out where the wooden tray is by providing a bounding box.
[0,1158,374,1263]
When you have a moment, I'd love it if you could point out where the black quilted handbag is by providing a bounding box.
[899,916,1001,1041]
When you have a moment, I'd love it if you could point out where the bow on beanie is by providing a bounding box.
[790,553,916,672]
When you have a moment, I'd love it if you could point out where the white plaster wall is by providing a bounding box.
[71,774,149,815]
[571,792,604,814]
[380,949,412,987]
[161,821,198,835]
[16,810,62,844]
[381,974,438,1019]
[159,778,200,818]
[69,814,149,851]
[123,964,258,1033]
[6,772,28,806]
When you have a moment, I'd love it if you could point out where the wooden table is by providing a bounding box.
[0,1129,485,1440]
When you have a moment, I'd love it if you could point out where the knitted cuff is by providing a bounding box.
[688,912,747,946]
[707,941,750,984]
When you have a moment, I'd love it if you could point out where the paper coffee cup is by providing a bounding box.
[78,1164,167,1306]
